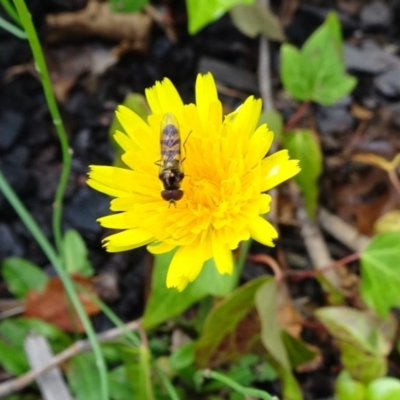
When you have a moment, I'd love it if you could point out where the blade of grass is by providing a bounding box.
[0,169,109,400]
[196,369,279,400]
[0,14,26,38]
[13,0,71,255]
[0,0,21,26]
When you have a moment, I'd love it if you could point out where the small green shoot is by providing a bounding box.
[282,129,322,218]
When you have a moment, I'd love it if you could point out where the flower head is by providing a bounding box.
[87,73,300,291]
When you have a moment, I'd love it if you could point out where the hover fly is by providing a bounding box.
[157,112,185,205]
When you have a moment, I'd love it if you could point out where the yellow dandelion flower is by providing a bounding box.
[87,73,300,291]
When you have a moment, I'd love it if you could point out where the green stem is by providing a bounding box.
[196,369,279,400]
[0,169,108,400]
[13,0,71,255]
[0,0,21,26]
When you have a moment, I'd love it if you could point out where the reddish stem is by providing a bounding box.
[286,252,360,281]
[284,101,311,131]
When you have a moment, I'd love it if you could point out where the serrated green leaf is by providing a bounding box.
[315,306,396,383]
[280,12,357,105]
[230,3,285,41]
[186,0,255,35]
[195,276,270,367]
[67,353,102,400]
[109,0,147,13]
[143,249,239,329]
[366,378,400,400]
[281,129,322,218]
[63,229,93,277]
[1,257,48,298]
[280,44,311,101]
[374,211,400,233]
[360,232,400,318]
[335,370,366,400]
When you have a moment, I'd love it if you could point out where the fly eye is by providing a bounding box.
[161,189,184,202]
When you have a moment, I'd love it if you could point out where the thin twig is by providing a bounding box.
[257,0,273,113]
[318,208,370,252]
[0,320,141,399]
[297,206,344,293]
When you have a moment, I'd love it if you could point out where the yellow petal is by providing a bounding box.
[147,241,176,254]
[116,106,155,152]
[89,165,135,196]
[110,195,161,211]
[195,73,219,130]
[166,245,205,291]
[231,96,262,137]
[145,78,184,117]
[211,237,233,275]
[98,212,138,229]
[86,178,127,198]
[249,217,278,247]
[245,124,274,168]
[103,228,154,252]
[113,130,139,155]
[261,150,300,191]
[259,194,272,214]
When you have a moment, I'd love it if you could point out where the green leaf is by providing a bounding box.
[280,12,357,105]
[1,257,48,298]
[67,353,102,400]
[143,249,239,329]
[366,378,400,400]
[170,341,195,371]
[230,3,285,41]
[124,346,155,400]
[186,0,255,35]
[255,281,289,370]
[0,318,70,347]
[282,129,322,218]
[255,280,303,400]
[62,229,93,277]
[0,339,29,375]
[360,232,400,318]
[195,276,270,368]
[109,0,148,13]
[258,110,283,143]
[280,331,318,369]
[335,370,366,400]
[315,306,396,383]
[108,365,135,400]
